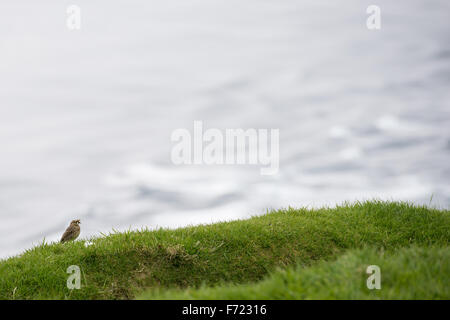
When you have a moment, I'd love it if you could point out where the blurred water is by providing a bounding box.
[0,0,449,258]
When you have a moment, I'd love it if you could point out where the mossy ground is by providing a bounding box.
[139,246,449,299]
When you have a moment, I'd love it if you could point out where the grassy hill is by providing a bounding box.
[0,201,448,299]
[139,246,449,299]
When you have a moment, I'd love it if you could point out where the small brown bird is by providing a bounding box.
[60,219,81,243]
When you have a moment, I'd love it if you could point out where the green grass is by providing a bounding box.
[139,246,449,299]
[0,201,448,299]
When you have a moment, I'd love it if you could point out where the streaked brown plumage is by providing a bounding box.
[60,219,81,243]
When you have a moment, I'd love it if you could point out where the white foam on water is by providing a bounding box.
[0,0,449,258]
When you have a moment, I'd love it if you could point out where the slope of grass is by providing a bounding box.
[139,246,449,299]
[0,201,448,299]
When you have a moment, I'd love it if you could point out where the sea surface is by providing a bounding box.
[0,0,449,258]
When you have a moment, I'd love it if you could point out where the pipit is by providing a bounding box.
[60,219,81,243]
